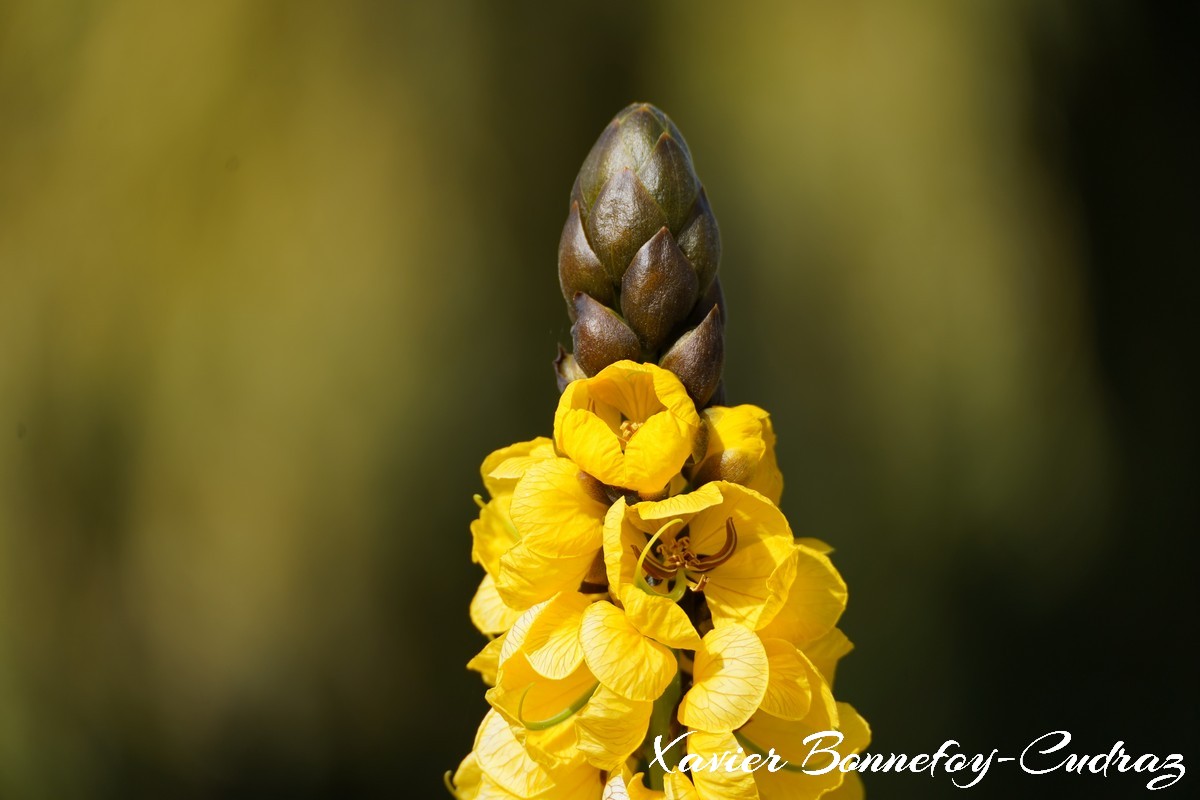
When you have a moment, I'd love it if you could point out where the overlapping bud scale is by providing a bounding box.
[558,104,725,408]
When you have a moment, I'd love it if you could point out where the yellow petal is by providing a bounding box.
[522,591,592,680]
[471,574,524,635]
[679,624,767,733]
[481,437,554,497]
[695,486,796,631]
[821,772,864,800]
[576,685,654,770]
[603,774,631,800]
[510,458,607,558]
[581,601,677,702]
[758,544,847,647]
[467,634,506,686]
[473,709,555,798]
[499,599,549,665]
[630,482,725,523]
[759,637,813,721]
[617,585,702,650]
[471,494,518,580]
[687,730,761,800]
[488,653,596,747]
[449,752,483,800]
[803,627,854,687]
[495,541,595,610]
[622,410,695,493]
[736,702,869,800]
[663,772,701,800]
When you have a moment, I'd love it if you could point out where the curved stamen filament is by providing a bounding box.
[686,517,739,574]
[634,519,686,597]
[518,681,599,731]
[632,517,739,596]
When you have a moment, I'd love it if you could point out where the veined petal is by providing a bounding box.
[496,541,595,610]
[557,406,626,485]
[488,653,596,741]
[622,410,695,493]
[663,773,701,800]
[471,574,524,635]
[499,600,550,665]
[758,544,847,647]
[694,484,796,630]
[471,494,518,580]
[523,592,593,680]
[687,730,761,800]
[510,459,607,558]
[581,601,677,702]
[678,624,767,733]
[467,635,506,686]
[576,685,654,770]
[758,637,813,721]
[474,709,556,798]
[481,437,555,497]
[629,482,725,524]
[610,769,664,800]
[803,628,854,686]
[449,751,483,800]
[740,703,870,800]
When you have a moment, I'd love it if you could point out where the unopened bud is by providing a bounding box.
[620,227,699,353]
[659,304,724,407]
[571,293,641,376]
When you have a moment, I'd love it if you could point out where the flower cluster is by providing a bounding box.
[448,361,869,799]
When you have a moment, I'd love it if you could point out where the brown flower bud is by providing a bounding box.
[570,293,641,376]
[659,304,725,407]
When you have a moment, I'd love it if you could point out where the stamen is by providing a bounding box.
[634,519,686,597]
[518,681,599,731]
[473,494,487,510]
[688,517,739,573]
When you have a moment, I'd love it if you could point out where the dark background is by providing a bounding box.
[1,1,1196,797]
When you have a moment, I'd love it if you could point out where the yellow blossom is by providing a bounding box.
[456,709,601,799]
[677,624,767,733]
[486,593,657,774]
[472,454,609,611]
[555,361,701,495]
[603,482,797,647]
[689,405,783,505]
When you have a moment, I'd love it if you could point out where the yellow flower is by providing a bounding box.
[493,457,610,609]
[603,482,797,648]
[452,709,602,799]
[470,437,556,582]
[758,541,848,648]
[737,703,872,800]
[688,405,783,505]
[555,361,701,495]
[486,593,660,774]
[677,624,768,733]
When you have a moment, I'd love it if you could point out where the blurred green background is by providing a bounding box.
[1,1,1196,798]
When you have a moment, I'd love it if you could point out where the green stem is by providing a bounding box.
[644,665,682,791]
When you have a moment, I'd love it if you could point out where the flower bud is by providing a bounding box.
[556,103,726,403]
[658,304,724,407]
[570,293,641,377]
[620,228,699,353]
